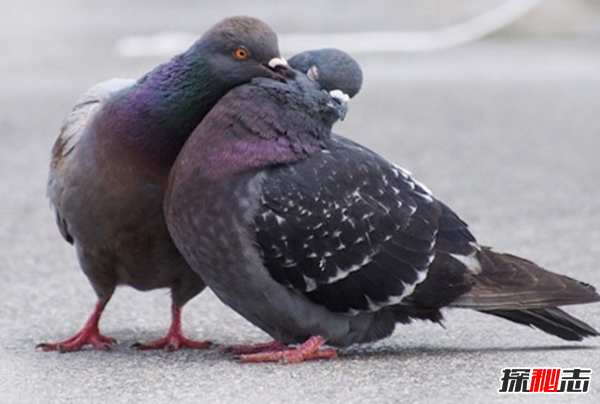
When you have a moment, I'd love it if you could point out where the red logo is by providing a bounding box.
[499,368,592,393]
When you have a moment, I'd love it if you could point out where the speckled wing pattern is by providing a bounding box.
[47,78,135,243]
[254,135,477,314]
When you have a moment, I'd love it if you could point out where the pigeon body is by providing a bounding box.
[166,50,599,363]
[42,16,285,352]
[165,68,353,344]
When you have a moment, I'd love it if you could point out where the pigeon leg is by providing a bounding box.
[132,303,211,351]
[37,298,116,352]
[237,335,338,364]
[220,340,288,355]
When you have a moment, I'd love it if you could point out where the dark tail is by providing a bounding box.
[484,307,598,341]
[450,247,600,340]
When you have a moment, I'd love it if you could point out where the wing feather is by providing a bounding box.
[255,135,476,314]
[47,78,135,243]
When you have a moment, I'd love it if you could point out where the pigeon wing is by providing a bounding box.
[255,135,476,314]
[47,78,135,243]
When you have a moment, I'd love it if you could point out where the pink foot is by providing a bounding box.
[237,336,338,364]
[133,334,211,351]
[37,330,116,352]
[37,299,115,352]
[132,304,211,351]
[219,340,288,355]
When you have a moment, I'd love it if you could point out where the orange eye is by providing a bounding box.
[233,47,249,60]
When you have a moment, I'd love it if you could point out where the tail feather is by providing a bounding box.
[482,307,599,341]
[450,247,600,310]
[449,247,600,340]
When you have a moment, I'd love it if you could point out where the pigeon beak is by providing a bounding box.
[268,57,288,69]
[263,57,294,81]
[306,65,319,82]
[329,89,349,121]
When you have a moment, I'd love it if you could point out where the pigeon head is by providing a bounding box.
[270,68,349,129]
[195,16,288,88]
[288,48,363,98]
[230,67,348,152]
[113,16,287,167]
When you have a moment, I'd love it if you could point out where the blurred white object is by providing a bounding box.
[116,0,545,58]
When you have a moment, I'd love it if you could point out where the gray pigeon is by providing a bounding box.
[40,16,286,352]
[165,51,599,364]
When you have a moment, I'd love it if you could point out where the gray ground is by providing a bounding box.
[1,1,599,403]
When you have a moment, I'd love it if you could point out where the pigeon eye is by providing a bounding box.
[233,47,249,60]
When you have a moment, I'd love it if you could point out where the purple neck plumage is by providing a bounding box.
[101,46,221,169]
[175,80,333,181]
[183,103,329,181]
[197,135,323,180]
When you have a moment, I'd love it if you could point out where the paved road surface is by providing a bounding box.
[1,1,599,403]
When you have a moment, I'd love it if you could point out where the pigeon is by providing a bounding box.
[40,16,287,352]
[165,50,600,364]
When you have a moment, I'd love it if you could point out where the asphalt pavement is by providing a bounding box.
[1,1,599,403]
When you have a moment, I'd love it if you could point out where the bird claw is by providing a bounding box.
[233,335,338,364]
[37,332,116,353]
[219,340,287,355]
[236,347,338,364]
[132,304,211,351]
[132,335,212,351]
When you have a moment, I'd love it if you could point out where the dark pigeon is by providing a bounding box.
[41,16,286,352]
[165,50,599,364]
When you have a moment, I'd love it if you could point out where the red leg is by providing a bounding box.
[132,304,211,351]
[237,336,338,364]
[37,298,116,352]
